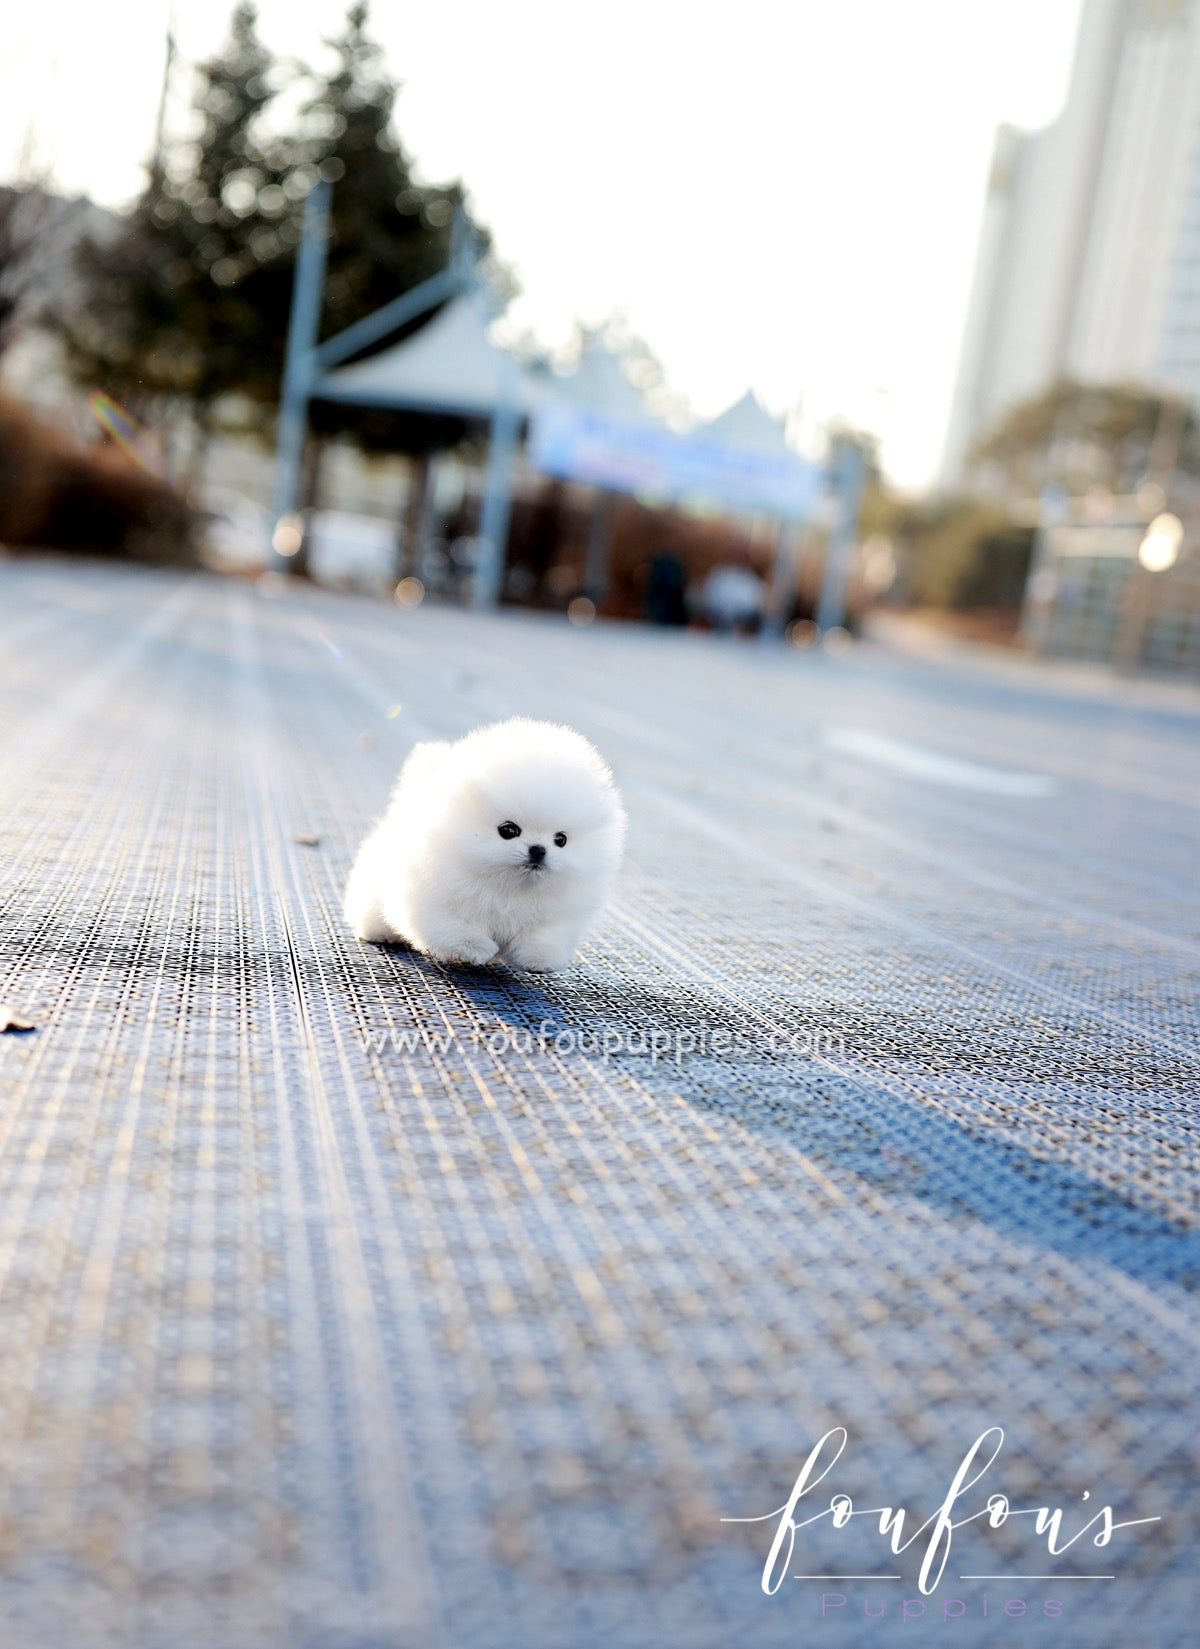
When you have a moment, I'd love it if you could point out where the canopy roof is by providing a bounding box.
[317,298,659,429]
[314,294,818,518]
[700,390,795,455]
[543,342,650,421]
[315,292,547,420]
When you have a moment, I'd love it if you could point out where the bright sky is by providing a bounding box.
[0,0,1084,489]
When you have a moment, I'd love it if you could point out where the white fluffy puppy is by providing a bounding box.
[344,718,626,970]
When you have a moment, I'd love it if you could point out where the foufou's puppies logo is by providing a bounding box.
[722,1427,1160,1597]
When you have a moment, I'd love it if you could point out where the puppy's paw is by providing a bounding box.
[353,915,397,944]
[424,932,500,967]
[348,897,399,944]
[505,938,575,973]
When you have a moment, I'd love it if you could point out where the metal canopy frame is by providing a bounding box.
[268,180,516,607]
[269,180,863,629]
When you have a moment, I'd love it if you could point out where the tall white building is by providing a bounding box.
[941,0,1200,486]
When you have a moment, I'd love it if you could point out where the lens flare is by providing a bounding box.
[272,514,303,557]
[86,391,164,476]
[1137,512,1183,572]
[394,577,425,607]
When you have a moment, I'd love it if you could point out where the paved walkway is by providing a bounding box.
[0,557,1196,1648]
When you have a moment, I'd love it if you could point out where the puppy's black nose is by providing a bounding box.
[527,843,546,864]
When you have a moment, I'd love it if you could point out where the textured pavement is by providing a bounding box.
[0,556,1196,1648]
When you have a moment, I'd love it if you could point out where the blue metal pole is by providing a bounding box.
[269,178,331,572]
[472,360,520,610]
[762,517,795,639]
[583,488,617,605]
[815,437,865,635]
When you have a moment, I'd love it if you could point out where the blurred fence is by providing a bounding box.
[1021,517,1200,676]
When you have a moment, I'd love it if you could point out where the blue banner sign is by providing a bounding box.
[529,403,821,521]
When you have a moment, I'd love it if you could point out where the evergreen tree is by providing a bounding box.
[305,4,467,334]
[53,3,485,432]
[969,380,1200,494]
[56,4,294,421]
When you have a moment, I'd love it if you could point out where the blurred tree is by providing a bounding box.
[50,3,484,440]
[862,485,1034,620]
[593,313,691,427]
[52,3,287,423]
[968,380,1200,494]
[302,2,492,458]
[0,185,71,357]
[893,496,1021,610]
[307,4,465,336]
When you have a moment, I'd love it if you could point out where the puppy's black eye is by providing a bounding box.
[553,831,567,848]
[497,821,521,840]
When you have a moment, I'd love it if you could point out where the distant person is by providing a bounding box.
[645,551,688,626]
[702,562,764,635]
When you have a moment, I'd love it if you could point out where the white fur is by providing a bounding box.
[344,718,626,970]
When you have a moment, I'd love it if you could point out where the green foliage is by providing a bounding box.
[968,379,1200,493]
[916,377,1200,610]
[52,3,481,426]
[952,524,1035,610]
[54,4,288,413]
[312,5,465,332]
[894,496,1031,611]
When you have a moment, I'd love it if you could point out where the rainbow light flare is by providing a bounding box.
[86,391,164,476]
